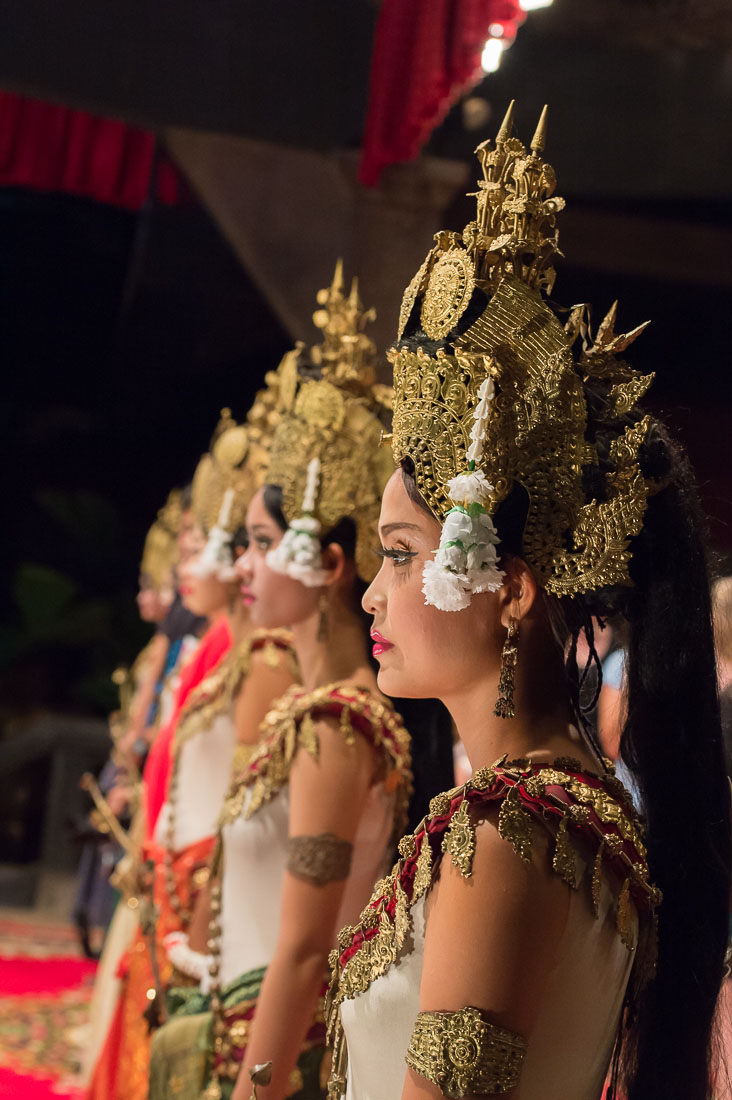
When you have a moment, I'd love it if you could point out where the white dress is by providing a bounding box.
[216,682,412,987]
[329,759,659,1100]
[154,708,237,851]
[220,781,395,986]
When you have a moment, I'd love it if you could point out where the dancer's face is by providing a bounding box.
[237,488,318,628]
[363,470,502,700]
[136,576,174,623]
[178,524,234,617]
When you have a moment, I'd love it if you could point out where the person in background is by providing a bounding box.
[147,270,433,1100]
[79,489,205,1079]
[87,384,294,1100]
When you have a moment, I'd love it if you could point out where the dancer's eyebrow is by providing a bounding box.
[379,522,422,537]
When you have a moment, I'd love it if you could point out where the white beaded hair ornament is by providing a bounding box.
[263,261,394,587]
[422,377,505,611]
[266,457,329,586]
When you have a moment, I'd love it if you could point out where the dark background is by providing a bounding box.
[1,0,730,723]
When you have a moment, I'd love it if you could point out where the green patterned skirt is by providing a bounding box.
[148,967,328,1100]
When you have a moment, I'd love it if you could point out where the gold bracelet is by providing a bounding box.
[406,1006,527,1097]
[286,833,353,886]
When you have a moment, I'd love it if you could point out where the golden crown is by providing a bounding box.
[140,489,184,587]
[191,363,286,536]
[391,103,656,597]
[266,263,393,582]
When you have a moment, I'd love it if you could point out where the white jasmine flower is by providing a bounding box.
[474,510,501,543]
[442,508,474,545]
[266,524,327,586]
[266,542,291,575]
[436,543,467,572]
[422,558,472,611]
[291,516,321,535]
[289,560,328,586]
[471,566,505,593]
[447,470,494,506]
[191,526,237,581]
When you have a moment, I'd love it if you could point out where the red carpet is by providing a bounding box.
[0,919,96,1099]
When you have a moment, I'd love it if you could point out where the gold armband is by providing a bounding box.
[286,833,353,886]
[406,1007,527,1097]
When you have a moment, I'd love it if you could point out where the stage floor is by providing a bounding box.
[0,913,96,1099]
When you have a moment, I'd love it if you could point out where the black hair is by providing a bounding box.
[262,483,455,832]
[401,401,731,1098]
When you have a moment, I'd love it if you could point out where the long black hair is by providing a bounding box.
[401,383,731,1097]
[262,484,455,834]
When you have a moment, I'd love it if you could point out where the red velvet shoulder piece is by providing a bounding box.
[326,756,660,1035]
[249,627,296,667]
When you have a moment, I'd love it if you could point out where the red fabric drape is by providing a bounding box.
[359,0,525,187]
[0,91,183,210]
[142,614,233,844]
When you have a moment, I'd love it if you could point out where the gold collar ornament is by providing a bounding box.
[265,262,394,584]
[391,102,655,608]
[191,363,285,581]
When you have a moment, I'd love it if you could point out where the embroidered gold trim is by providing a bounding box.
[406,1007,527,1097]
[175,629,294,751]
[286,833,354,886]
[219,682,412,845]
[326,759,659,1097]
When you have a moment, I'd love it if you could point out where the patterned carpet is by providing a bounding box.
[0,918,97,1099]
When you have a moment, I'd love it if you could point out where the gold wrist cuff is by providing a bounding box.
[406,1007,527,1097]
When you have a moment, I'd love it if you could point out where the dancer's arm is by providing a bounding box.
[231,716,374,1100]
[234,648,297,747]
[401,808,569,1100]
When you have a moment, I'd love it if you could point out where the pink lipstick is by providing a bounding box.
[370,629,393,658]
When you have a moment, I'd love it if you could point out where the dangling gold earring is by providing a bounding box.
[494,615,519,719]
[317,591,330,642]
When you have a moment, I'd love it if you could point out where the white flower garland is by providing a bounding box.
[266,457,328,587]
[191,488,239,582]
[422,378,506,612]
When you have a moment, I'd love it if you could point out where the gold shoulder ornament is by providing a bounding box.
[325,759,660,1099]
[218,682,412,841]
[391,101,659,608]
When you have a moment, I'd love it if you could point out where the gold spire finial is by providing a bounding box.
[531,104,548,153]
[332,258,344,293]
[496,99,515,144]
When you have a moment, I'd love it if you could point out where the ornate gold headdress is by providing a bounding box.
[391,102,655,610]
[140,489,183,589]
[190,367,284,580]
[265,262,393,584]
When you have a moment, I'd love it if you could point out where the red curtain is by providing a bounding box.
[359,0,524,187]
[0,91,184,210]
